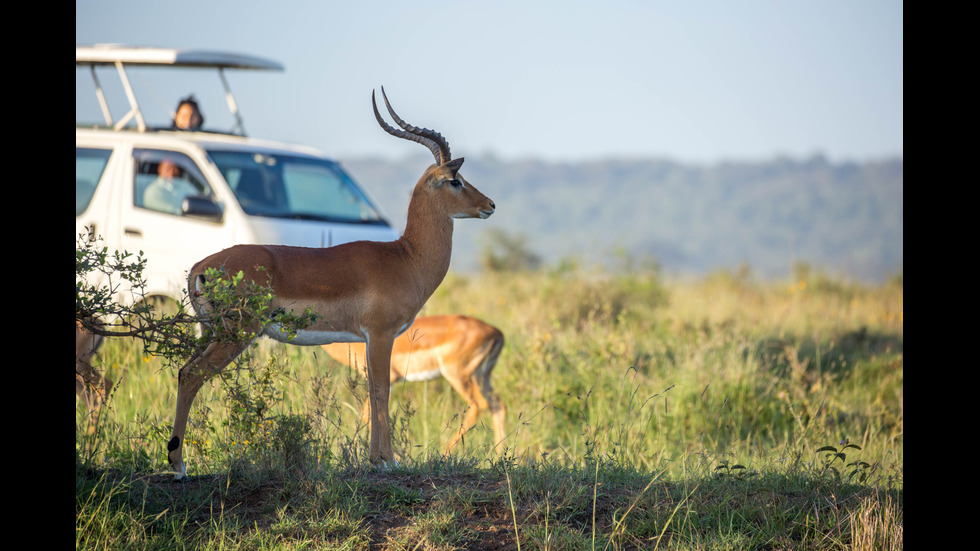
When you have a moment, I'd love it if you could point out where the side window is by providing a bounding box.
[133,149,212,216]
[76,148,112,216]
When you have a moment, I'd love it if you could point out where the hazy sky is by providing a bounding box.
[76,0,903,164]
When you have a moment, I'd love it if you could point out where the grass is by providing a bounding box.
[76,266,903,550]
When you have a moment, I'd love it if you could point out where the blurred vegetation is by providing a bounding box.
[479,228,542,273]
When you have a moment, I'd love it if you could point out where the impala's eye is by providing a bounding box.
[449,178,462,188]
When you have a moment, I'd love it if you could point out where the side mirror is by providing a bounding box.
[182,196,223,222]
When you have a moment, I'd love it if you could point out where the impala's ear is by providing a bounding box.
[444,157,464,176]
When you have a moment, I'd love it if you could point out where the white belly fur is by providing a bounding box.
[403,367,443,382]
[264,325,364,346]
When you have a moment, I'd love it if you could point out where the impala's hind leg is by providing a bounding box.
[481,337,507,449]
[443,377,485,453]
[444,335,506,452]
[168,340,249,479]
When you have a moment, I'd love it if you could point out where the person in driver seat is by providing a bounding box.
[143,158,200,215]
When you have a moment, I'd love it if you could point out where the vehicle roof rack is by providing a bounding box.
[76,44,284,135]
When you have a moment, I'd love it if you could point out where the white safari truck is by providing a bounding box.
[76,45,397,306]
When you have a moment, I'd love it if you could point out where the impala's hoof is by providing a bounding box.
[167,436,187,480]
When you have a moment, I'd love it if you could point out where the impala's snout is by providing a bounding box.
[480,200,496,219]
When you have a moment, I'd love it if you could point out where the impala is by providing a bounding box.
[75,319,109,407]
[166,89,495,477]
[321,314,506,453]
[76,320,112,435]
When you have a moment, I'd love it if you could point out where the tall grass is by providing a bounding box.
[79,266,902,478]
[77,266,903,548]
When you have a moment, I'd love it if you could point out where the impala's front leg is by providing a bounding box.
[365,331,396,466]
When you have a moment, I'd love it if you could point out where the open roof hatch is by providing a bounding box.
[76,44,284,135]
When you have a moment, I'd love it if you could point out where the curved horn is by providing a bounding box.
[372,87,452,165]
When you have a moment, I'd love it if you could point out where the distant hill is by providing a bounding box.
[340,154,903,282]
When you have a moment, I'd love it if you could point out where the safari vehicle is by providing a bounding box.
[76,44,397,306]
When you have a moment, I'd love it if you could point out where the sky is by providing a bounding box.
[76,0,903,164]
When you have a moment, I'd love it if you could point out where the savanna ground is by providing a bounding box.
[76,265,903,550]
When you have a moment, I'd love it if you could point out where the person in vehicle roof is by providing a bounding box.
[172,95,204,131]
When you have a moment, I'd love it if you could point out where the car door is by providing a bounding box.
[121,148,236,301]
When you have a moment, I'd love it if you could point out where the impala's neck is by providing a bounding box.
[398,186,455,296]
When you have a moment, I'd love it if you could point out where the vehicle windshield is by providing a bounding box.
[207,150,386,224]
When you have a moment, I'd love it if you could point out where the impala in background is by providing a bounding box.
[322,314,506,453]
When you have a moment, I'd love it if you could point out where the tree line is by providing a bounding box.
[343,154,903,282]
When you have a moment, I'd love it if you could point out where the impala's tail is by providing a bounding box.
[188,270,214,318]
